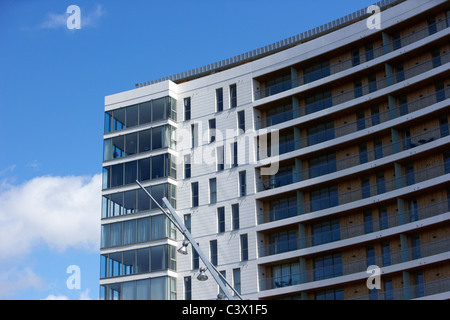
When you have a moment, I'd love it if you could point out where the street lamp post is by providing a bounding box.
[136,180,243,300]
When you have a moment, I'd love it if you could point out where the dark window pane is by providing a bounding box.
[137,248,149,273]
[113,108,126,131]
[138,188,151,212]
[152,126,163,150]
[151,154,165,179]
[111,163,123,187]
[151,184,165,209]
[123,190,137,214]
[124,161,137,185]
[126,133,137,156]
[104,111,112,133]
[112,136,125,159]
[139,102,151,125]
[138,158,151,182]
[151,246,164,271]
[126,105,138,128]
[139,130,151,153]
[152,98,165,122]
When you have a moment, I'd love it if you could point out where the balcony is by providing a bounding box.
[257,124,450,194]
[259,238,450,291]
[257,161,450,224]
[258,200,450,257]
[254,17,450,101]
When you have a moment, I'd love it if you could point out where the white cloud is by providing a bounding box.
[39,4,105,29]
[43,294,69,300]
[0,174,101,260]
[0,267,45,299]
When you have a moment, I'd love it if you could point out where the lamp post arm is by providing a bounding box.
[135,180,239,300]
[161,197,238,300]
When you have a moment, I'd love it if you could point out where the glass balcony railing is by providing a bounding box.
[257,124,450,193]
[254,17,450,101]
[259,238,450,291]
[350,277,450,300]
[258,200,450,257]
[257,161,450,224]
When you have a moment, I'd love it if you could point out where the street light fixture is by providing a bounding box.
[197,267,209,281]
[177,240,189,255]
[135,180,243,300]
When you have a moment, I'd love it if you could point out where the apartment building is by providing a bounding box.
[99,0,450,300]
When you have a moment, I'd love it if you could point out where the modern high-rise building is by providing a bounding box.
[99,0,450,300]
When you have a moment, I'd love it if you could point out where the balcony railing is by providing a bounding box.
[254,17,450,101]
[257,124,450,193]
[350,277,450,300]
[259,238,450,291]
[257,161,450,224]
[258,200,450,257]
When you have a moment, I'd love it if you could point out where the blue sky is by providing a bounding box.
[0,0,378,300]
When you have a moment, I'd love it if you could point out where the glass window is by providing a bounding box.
[238,111,245,133]
[103,139,112,161]
[184,97,191,121]
[312,220,340,246]
[150,184,165,210]
[240,234,248,261]
[305,91,332,114]
[191,182,199,207]
[371,106,380,126]
[112,136,125,159]
[364,211,373,234]
[210,240,218,266]
[152,126,163,150]
[123,190,137,214]
[113,108,126,131]
[101,225,109,248]
[110,192,124,217]
[152,98,165,122]
[136,279,150,300]
[310,186,338,212]
[303,61,330,84]
[111,163,123,188]
[376,172,385,194]
[150,277,165,300]
[209,119,216,143]
[109,252,122,277]
[138,158,150,182]
[309,153,336,178]
[307,121,334,146]
[354,79,363,98]
[232,142,238,167]
[209,178,217,204]
[137,188,151,212]
[151,245,164,271]
[239,171,247,197]
[440,116,449,137]
[123,220,136,245]
[352,48,360,67]
[151,154,165,179]
[110,222,122,247]
[104,111,112,133]
[102,167,110,189]
[382,242,391,266]
[184,155,191,179]
[184,277,192,300]
[362,176,370,199]
[217,207,225,233]
[233,269,241,295]
[217,146,224,171]
[139,101,151,125]
[367,245,376,267]
[368,74,377,93]
[124,161,137,185]
[216,88,223,112]
[230,84,237,108]
[360,143,368,164]
[123,250,135,275]
[137,217,150,242]
[151,215,165,240]
[126,105,138,128]
[384,279,393,300]
[232,204,239,230]
[139,130,151,153]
